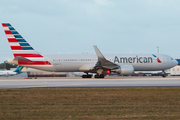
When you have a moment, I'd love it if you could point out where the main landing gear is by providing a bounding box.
[95,74,104,78]
[81,69,105,79]
[162,70,167,78]
[82,73,92,78]
[94,69,105,78]
[81,73,105,78]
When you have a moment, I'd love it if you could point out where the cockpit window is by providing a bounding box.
[171,57,174,60]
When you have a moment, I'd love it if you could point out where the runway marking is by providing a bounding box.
[1,77,180,82]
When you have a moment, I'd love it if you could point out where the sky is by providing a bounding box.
[0,0,180,63]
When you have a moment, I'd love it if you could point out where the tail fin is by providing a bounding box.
[2,23,51,66]
[176,59,180,65]
[13,66,23,73]
[2,23,43,58]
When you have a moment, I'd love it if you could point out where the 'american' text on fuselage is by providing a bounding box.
[114,56,153,63]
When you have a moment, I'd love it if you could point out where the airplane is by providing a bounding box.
[1,23,178,78]
[0,66,23,76]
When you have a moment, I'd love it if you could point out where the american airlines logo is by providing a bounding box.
[114,56,153,63]
[152,54,161,63]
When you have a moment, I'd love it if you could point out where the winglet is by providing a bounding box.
[93,45,105,60]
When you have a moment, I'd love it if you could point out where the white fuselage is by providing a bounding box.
[10,53,177,72]
[0,71,17,76]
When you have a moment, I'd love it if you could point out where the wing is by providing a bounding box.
[93,45,119,70]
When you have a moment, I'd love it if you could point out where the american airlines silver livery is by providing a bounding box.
[2,23,178,78]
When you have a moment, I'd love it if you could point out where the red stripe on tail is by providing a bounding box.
[8,38,18,42]
[2,23,7,27]
[11,46,23,50]
[5,30,12,34]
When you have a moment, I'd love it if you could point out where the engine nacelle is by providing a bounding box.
[114,65,134,75]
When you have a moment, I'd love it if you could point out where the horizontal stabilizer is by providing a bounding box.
[13,56,33,62]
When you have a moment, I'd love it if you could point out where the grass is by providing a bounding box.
[0,88,180,120]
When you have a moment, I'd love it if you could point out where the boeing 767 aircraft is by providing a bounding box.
[2,23,178,78]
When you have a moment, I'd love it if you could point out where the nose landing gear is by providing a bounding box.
[162,70,167,78]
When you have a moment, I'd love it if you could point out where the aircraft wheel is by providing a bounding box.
[95,74,104,78]
[82,75,87,78]
[162,74,166,78]
[162,70,167,78]
[87,75,92,78]
[95,75,100,78]
[82,75,92,78]
[99,74,104,78]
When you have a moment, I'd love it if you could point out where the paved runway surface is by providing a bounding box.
[0,77,180,88]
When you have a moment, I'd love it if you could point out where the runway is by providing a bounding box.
[0,76,180,88]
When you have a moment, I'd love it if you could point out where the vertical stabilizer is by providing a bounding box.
[2,23,43,58]
[2,23,51,66]
[13,66,23,73]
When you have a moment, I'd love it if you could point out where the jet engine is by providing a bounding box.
[113,65,134,75]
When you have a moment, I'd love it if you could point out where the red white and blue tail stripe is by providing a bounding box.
[2,23,51,66]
